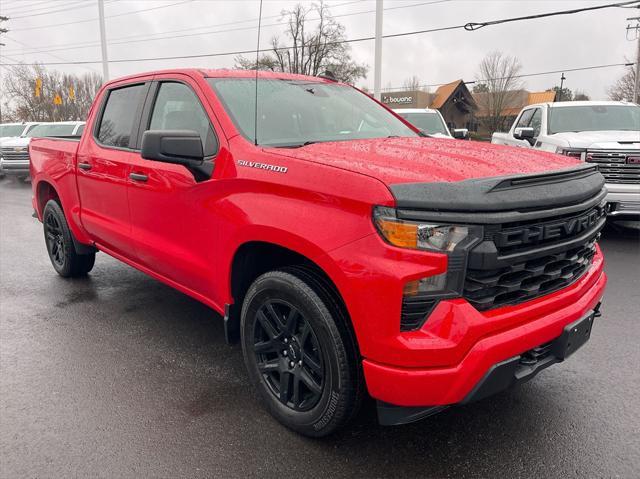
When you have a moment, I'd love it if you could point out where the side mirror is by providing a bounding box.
[514,127,535,140]
[141,130,213,182]
[452,128,469,140]
[141,130,204,166]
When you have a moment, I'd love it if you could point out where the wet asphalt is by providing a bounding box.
[0,177,639,478]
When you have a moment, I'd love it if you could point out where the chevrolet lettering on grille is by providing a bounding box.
[495,204,607,248]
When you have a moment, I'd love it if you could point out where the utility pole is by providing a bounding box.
[98,0,109,82]
[628,16,639,104]
[373,0,383,101]
[558,73,566,101]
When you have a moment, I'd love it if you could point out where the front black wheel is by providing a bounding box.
[43,199,95,278]
[241,269,362,437]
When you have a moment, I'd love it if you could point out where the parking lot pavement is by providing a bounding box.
[1,177,639,478]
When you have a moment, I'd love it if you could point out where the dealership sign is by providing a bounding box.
[382,94,414,105]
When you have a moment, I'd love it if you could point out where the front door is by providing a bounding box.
[126,78,222,299]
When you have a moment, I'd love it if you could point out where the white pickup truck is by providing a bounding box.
[492,101,640,219]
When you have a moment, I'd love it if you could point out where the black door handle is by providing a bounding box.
[129,172,148,182]
[78,162,92,171]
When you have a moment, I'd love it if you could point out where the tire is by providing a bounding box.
[240,268,363,437]
[43,199,95,278]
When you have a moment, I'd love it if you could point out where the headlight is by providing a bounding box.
[374,207,484,331]
[555,147,586,159]
[373,206,479,253]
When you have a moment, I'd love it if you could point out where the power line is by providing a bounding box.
[1,1,635,66]
[463,0,640,31]
[1,34,100,73]
[5,0,366,35]
[380,63,637,91]
[1,1,101,18]
[1,0,448,56]
[0,0,53,14]
[7,0,195,31]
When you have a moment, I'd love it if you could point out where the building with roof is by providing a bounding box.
[471,89,557,136]
[381,80,557,139]
[380,80,478,131]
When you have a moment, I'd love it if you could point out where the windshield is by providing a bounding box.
[0,125,26,137]
[208,78,418,147]
[27,123,78,138]
[548,105,640,134]
[397,112,449,136]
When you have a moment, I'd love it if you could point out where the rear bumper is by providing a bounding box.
[362,258,606,408]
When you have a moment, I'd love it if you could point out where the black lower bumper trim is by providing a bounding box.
[376,304,599,426]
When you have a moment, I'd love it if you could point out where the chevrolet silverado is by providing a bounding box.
[30,69,607,436]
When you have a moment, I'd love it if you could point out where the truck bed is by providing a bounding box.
[30,137,81,220]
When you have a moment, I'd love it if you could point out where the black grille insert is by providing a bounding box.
[464,239,597,311]
[400,298,438,331]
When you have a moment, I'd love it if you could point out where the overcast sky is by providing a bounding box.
[0,0,637,99]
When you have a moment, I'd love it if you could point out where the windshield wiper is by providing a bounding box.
[273,140,322,148]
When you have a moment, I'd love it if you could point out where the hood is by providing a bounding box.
[270,137,580,185]
[551,130,640,149]
[0,137,31,149]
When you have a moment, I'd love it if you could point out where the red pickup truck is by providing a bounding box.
[30,69,607,436]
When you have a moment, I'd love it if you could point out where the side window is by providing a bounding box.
[529,108,542,137]
[76,124,85,136]
[148,82,218,157]
[515,109,534,129]
[97,84,146,148]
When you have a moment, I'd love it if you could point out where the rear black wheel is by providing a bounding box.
[43,199,95,277]
[241,269,362,437]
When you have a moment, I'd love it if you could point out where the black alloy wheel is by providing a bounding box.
[241,268,363,437]
[42,199,96,277]
[253,299,325,411]
[44,211,66,269]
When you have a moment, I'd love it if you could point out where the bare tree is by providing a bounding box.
[475,51,523,133]
[235,1,367,84]
[608,64,636,101]
[402,75,423,91]
[573,90,591,101]
[2,63,102,122]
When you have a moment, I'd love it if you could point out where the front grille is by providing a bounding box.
[464,239,597,310]
[586,150,640,184]
[462,198,606,311]
[0,147,29,162]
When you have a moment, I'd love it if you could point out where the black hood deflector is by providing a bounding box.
[389,164,605,213]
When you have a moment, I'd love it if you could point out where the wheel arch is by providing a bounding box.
[35,180,60,220]
[225,239,354,347]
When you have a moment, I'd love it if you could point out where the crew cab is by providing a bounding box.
[30,69,607,436]
[492,101,640,218]
[1,121,85,180]
[395,108,469,139]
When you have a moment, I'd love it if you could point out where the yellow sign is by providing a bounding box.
[35,78,42,98]
[53,94,62,105]
[68,86,75,100]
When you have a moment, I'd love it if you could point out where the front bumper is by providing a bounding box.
[376,305,600,425]
[0,158,30,176]
[362,259,606,409]
[605,183,640,218]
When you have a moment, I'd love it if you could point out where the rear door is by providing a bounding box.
[77,81,150,257]
[126,75,223,298]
